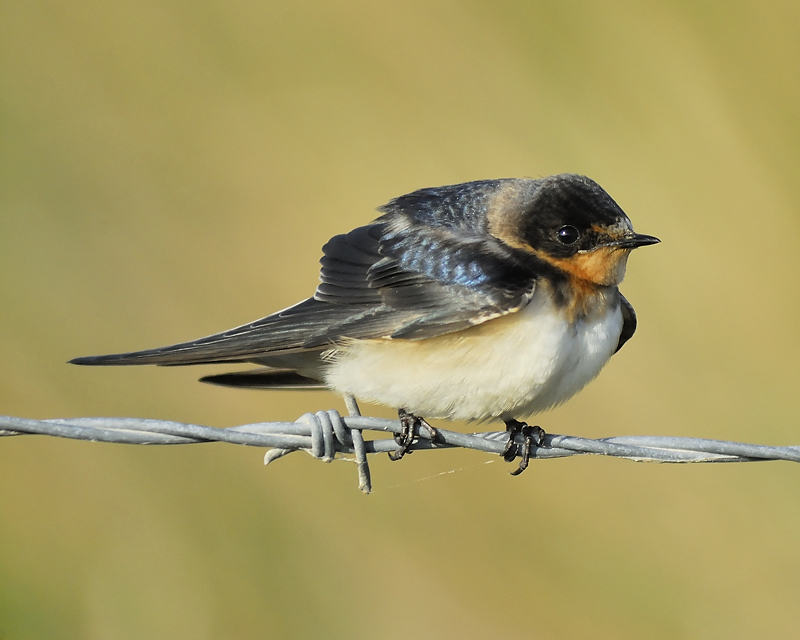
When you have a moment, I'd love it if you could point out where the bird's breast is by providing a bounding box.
[323,285,623,422]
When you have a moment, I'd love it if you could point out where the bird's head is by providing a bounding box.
[487,174,659,287]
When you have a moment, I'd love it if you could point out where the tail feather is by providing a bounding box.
[199,369,325,390]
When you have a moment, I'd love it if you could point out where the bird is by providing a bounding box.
[71,173,659,472]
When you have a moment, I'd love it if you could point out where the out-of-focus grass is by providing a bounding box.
[2,1,800,638]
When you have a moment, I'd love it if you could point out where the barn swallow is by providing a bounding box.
[71,174,659,472]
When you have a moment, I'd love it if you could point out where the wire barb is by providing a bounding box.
[2,412,800,492]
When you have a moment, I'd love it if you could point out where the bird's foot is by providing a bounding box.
[389,409,438,461]
[502,419,546,476]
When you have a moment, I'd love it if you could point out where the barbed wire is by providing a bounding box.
[3,403,799,493]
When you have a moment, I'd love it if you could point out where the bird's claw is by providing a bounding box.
[503,419,546,475]
[389,409,438,461]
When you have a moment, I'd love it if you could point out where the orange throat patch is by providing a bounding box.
[536,247,630,321]
[541,246,631,288]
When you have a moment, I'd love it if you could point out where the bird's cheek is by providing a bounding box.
[609,256,629,285]
[587,247,631,286]
[552,247,629,286]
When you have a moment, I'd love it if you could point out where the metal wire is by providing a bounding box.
[3,407,799,493]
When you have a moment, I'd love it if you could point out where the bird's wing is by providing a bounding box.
[615,294,637,353]
[71,200,539,367]
[69,298,361,366]
[308,220,537,342]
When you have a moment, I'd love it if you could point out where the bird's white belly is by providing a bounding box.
[323,290,623,422]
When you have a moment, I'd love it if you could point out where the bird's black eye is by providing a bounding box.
[557,225,580,245]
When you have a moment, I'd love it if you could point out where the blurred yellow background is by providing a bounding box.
[2,1,800,638]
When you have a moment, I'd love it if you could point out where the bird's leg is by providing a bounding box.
[389,409,438,461]
[503,418,546,475]
[389,409,417,461]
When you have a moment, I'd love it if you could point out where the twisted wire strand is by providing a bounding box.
[3,412,799,494]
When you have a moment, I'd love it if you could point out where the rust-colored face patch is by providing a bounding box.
[539,246,631,287]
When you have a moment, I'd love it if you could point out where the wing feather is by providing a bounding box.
[615,294,637,352]
[72,181,541,368]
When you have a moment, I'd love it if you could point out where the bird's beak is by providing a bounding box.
[615,233,660,249]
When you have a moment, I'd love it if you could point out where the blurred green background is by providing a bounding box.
[2,1,800,638]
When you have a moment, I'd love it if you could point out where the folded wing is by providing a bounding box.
[71,183,539,367]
